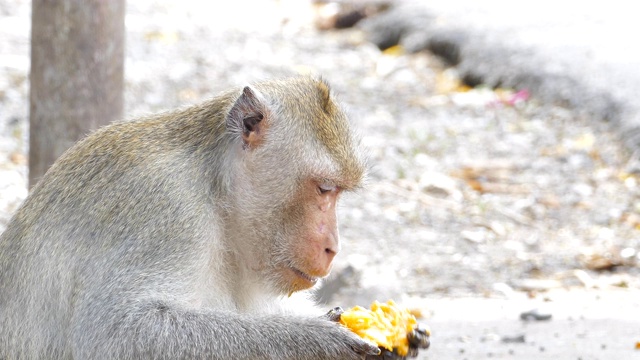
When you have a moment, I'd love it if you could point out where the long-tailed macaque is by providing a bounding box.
[0,77,383,359]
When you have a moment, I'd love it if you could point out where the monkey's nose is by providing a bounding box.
[323,235,340,263]
[320,247,338,274]
[324,246,338,262]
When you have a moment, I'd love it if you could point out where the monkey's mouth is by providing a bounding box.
[289,267,319,285]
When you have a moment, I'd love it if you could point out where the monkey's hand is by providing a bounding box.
[363,325,430,359]
[321,307,382,357]
[325,306,429,359]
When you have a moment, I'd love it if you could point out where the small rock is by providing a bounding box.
[461,229,486,243]
[520,309,552,322]
[501,334,526,343]
[418,171,460,199]
[314,265,361,305]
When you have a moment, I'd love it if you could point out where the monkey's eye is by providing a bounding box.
[317,183,337,195]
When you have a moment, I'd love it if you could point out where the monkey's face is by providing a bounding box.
[225,155,344,294]
[272,178,342,293]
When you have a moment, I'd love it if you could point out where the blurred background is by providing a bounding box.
[1,0,639,358]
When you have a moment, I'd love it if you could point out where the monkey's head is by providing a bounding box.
[223,77,367,295]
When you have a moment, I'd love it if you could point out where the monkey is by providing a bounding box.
[0,77,386,359]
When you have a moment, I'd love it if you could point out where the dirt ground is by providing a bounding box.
[0,1,639,358]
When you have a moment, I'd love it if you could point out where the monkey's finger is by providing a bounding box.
[407,325,431,349]
[381,348,404,359]
[351,339,382,357]
[406,347,419,358]
[323,306,344,322]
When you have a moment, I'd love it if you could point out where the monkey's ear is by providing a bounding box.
[227,86,268,150]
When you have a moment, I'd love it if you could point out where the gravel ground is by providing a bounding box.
[1,1,639,358]
[358,0,640,152]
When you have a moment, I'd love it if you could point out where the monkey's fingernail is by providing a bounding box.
[330,306,344,317]
[368,344,381,355]
[324,307,344,322]
[415,324,431,337]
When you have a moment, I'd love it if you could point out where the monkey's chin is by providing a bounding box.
[286,267,320,291]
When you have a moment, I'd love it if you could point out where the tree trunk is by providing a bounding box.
[29,0,125,188]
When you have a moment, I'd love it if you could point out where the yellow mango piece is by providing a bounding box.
[340,300,418,356]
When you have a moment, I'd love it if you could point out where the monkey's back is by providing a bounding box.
[0,100,230,358]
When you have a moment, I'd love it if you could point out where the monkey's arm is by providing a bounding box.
[72,296,380,360]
